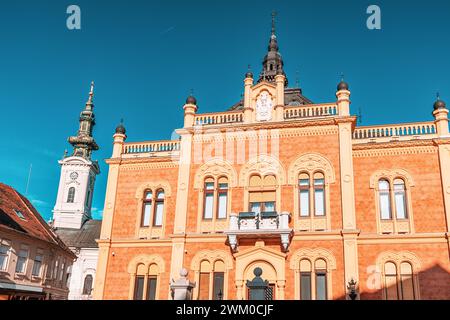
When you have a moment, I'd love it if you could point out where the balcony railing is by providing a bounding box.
[225,211,292,252]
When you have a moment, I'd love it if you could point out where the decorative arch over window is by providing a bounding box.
[370,169,415,234]
[239,154,286,187]
[193,158,237,189]
[290,248,337,300]
[376,251,421,300]
[127,254,165,300]
[287,153,336,185]
[190,250,233,300]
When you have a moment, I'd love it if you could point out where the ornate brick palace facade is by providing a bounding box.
[93,19,450,300]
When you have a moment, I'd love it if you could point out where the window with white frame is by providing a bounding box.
[32,249,43,277]
[202,177,229,220]
[0,239,11,271]
[15,245,29,274]
[140,189,165,227]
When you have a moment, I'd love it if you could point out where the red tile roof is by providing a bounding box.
[0,183,75,257]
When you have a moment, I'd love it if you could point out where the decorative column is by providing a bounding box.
[243,71,254,123]
[170,97,195,282]
[275,71,285,121]
[336,80,360,299]
[93,123,126,300]
[433,97,450,258]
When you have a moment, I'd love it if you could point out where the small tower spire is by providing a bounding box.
[68,81,99,159]
[258,12,288,86]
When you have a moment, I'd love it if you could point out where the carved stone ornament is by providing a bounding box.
[256,91,273,121]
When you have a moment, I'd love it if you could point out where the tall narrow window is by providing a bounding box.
[315,259,327,300]
[67,187,75,203]
[198,260,211,300]
[203,179,215,219]
[0,240,10,271]
[85,189,91,207]
[146,276,157,300]
[59,261,65,281]
[314,173,325,216]
[400,262,415,300]
[32,249,43,277]
[384,262,398,300]
[134,276,145,300]
[83,275,93,295]
[299,174,310,217]
[141,190,152,227]
[15,245,29,274]
[394,179,407,219]
[213,260,225,300]
[53,259,59,279]
[153,189,165,227]
[217,178,228,219]
[379,180,391,220]
[300,259,312,300]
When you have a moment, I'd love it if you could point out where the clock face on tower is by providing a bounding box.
[70,172,79,180]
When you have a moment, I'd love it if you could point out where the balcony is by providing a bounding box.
[225,211,293,253]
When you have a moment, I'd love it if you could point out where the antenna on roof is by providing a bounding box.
[25,163,32,196]
[295,69,300,88]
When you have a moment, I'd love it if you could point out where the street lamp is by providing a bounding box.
[217,290,223,300]
[347,279,358,300]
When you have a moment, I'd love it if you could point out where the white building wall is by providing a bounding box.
[68,248,99,300]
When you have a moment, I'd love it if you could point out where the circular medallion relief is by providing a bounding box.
[70,172,79,180]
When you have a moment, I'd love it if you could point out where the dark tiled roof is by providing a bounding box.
[228,88,313,111]
[55,219,101,249]
[0,183,75,257]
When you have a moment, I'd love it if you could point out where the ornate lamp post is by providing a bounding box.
[217,290,223,300]
[347,279,358,300]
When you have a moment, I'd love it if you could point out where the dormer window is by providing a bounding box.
[14,209,26,220]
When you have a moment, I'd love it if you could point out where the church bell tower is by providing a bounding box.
[52,82,100,229]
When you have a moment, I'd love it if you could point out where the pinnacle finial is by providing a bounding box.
[271,11,277,36]
[87,81,94,105]
[437,91,440,100]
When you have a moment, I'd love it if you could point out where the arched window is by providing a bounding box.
[384,262,398,300]
[198,260,211,300]
[299,173,310,217]
[203,178,215,220]
[249,174,276,213]
[400,262,415,300]
[82,274,93,295]
[141,190,152,227]
[67,187,75,203]
[379,180,391,220]
[217,177,228,219]
[299,259,312,300]
[153,189,165,227]
[394,179,407,219]
[315,259,327,300]
[298,258,328,300]
[197,259,225,300]
[313,173,325,216]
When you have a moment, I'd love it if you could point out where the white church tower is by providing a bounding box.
[53,82,100,229]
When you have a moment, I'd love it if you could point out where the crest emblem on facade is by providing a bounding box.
[256,91,273,121]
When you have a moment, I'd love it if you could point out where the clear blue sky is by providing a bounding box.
[1,0,449,221]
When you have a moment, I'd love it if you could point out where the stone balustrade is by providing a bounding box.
[284,103,338,120]
[123,140,180,154]
[194,111,244,126]
[353,122,437,142]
